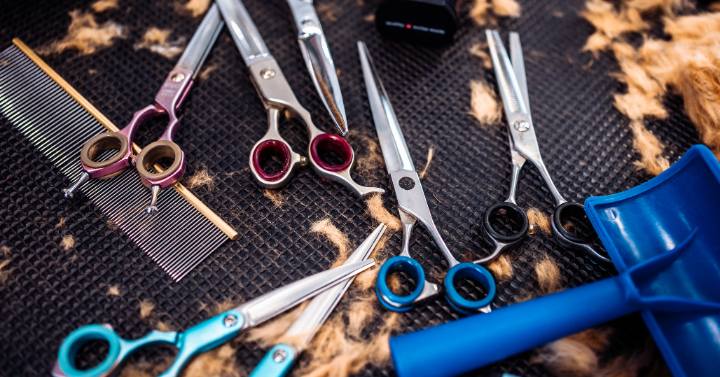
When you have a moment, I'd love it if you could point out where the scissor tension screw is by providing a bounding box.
[273,349,287,362]
[260,68,276,80]
[223,314,238,327]
[513,120,530,132]
[399,177,415,190]
[171,73,185,82]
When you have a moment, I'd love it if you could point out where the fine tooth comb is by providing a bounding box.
[0,39,238,281]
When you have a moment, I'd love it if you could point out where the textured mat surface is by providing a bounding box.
[0,0,699,376]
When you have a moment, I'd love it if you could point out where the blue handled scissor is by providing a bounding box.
[51,257,376,377]
[358,42,496,314]
[249,224,386,377]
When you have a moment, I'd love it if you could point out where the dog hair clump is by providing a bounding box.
[535,254,562,294]
[582,0,720,170]
[487,254,513,281]
[471,0,522,25]
[317,2,339,22]
[38,10,126,55]
[198,63,218,82]
[139,299,155,319]
[107,284,122,296]
[175,0,211,18]
[60,235,76,251]
[419,146,435,179]
[533,328,612,376]
[186,168,216,191]
[365,194,401,232]
[262,189,285,208]
[527,207,552,235]
[91,0,118,13]
[310,218,350,266]
[470,80,502,126]
[133,27,186,59]
[353,130,384,176]
[0,246,11,285]
[469,42,493,69]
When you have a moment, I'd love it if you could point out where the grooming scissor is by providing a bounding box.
[358,41,496,314]
[481,30,609,263]
[287,0,348,136]
[216,0,382,197]
[52,254,377,376]
[63,5,223,213]
[249,224,386,377]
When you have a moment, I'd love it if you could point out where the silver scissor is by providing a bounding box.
[483,30,609,263]
[358,41,496,314]
[248,224,386,377]
[53,248,376,377]
[286,0,347,136]
[216,0,381,196]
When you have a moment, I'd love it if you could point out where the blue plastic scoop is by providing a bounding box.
[389,144,720,377]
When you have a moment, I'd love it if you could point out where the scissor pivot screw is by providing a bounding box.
[513,120,530,132]
[399,177,415,190]
[171,73,186,82]
[223,314,238,327]
[272,349,287,362]
[301,19,316,28]
[260,68,276,80]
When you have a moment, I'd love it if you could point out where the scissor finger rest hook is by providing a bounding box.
[552,202,610,263]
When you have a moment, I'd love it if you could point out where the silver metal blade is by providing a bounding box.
[358,41,415,174]
[175,3,224,78]
[236,259,375,328]
[486,30,545,165]
[216,0,270,65]
[485,30,529,117]
[288,0,348,135]
[509,32,530,116]
[282,224,386,349]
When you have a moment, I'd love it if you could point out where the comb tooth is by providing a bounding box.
[0,44,230,281]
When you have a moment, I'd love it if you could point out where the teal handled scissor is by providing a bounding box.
[52,256,376,377]
[249,224,386,377]
[358,41,496,314]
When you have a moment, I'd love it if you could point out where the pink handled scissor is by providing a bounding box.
[216,0,383,197]
[64,4,223,213]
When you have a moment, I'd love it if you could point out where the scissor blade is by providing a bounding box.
[288,0,348,136]
[237,259,375,328]
[216,0,271,65]
[509,32,530,115]
[358,41,415,174]
[175,3,224,78]
[282,224,386,349]
[485,30,529,119]
[487,30,545,163]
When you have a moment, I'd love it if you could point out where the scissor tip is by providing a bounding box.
[62,189,74,198]
[145,205,159,214]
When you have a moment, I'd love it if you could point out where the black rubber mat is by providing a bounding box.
[0,0,699,376]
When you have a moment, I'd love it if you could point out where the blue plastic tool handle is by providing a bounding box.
[56,325,177,377]
[249,344,298,377]
[390,277,632,377]
[56,310,245,377]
